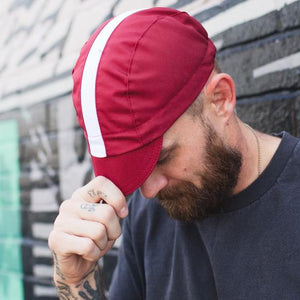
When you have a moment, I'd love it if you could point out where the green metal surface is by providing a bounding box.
[0,120,24,300]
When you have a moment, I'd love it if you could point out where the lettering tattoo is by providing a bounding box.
[80,203,97,212]
[87,189,108,199]
[53,253,107,300]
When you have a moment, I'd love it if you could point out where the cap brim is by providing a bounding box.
[91,136,163,196]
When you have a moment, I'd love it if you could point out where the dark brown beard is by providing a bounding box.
[157,122,242,222]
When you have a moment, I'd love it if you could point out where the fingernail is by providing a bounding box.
[120,206,128,217]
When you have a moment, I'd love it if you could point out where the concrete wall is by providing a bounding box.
[0,0,299,299]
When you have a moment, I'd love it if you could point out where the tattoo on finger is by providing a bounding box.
[87,189,108,199]
[80,203,97,212]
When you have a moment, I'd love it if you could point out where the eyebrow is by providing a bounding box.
[158,143,178,161]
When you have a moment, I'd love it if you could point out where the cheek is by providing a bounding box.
[176,150,205,180]
[165,157,195,180]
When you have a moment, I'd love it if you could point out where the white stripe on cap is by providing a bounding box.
[81,9,142,157]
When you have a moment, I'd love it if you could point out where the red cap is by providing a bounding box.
[72,7,216,195]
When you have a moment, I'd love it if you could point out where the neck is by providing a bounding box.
[232,119,281,195]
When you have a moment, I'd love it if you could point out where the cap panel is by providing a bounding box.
[93,9,215,156]
[94,9,182,156]
[128,12,213,144]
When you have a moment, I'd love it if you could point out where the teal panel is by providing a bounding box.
[0,120,24,300]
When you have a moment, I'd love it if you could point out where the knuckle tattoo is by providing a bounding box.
[87,188,108,200]
[80,203,97,212]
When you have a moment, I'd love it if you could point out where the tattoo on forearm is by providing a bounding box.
[56,280,78,300]
[88,189,108,199]
[80,203,97,212]
[53,252,77,299]
[53,254,107,300]
[77,264,107,300]
[53,252,66,281]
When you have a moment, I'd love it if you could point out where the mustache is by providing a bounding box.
[157,181,199,201]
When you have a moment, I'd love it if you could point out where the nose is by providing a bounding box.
[140,169,168,199]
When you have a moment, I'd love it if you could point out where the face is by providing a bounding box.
[140,114,242,222]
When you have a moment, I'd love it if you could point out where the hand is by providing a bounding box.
[48,176,128,285]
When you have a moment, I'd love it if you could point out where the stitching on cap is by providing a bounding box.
[126,18,160,146]
[126,11,213,140]
[126,11,185,145]
[105,42,213,139]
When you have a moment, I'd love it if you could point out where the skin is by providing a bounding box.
[48,177,128,299]
[48,72,281,299]
[140,72,280,198]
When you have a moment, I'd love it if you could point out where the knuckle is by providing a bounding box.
[48,231,54,249]
[53,214,67,229]
[71,187,82,200]
[110,226,122,240]
[113,194,126,208]
[82,239,95,255]
[59,199,71,213]
[48,230,58,250]
[92,223,106,241]
[53,216,61,228]
[99,205,117,226]
[98,236,108,251]
[94,176,107,187]
[103,204,115,220]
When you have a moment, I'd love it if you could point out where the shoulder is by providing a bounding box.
[279,132,300,163]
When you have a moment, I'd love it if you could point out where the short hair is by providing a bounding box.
[186,59,221,118]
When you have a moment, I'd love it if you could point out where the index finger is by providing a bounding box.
[72,176,128,218]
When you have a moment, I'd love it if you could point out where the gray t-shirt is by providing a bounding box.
[110,132,300,300]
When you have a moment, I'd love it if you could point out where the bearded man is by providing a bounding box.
[48,7,300,300]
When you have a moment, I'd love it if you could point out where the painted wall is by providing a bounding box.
[0,120,23,300]
[0,0,299,298]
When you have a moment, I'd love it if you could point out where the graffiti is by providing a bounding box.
[0,0,299,299]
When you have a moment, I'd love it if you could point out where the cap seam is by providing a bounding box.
[126,19,213,142]
[103,58,213,139]
[102,42,214,154]
[120,43,213,139]
[126,17,161,146]
[126,11,185,146]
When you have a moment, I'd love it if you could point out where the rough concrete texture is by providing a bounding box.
[0,0,299,299]
[237,94,300,136]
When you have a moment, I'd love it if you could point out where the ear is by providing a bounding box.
[204,73,236,120]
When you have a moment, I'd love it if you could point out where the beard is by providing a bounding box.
[157,121,242,222]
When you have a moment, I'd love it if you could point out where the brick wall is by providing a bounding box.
[0,0,299,299]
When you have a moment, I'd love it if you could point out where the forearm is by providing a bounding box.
[53,254,106,300]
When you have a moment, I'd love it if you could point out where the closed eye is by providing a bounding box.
[156,143,178,167]
[156,155,171,166]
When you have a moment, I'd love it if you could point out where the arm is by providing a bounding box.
[53,254,104,300]
[48,176,128,300]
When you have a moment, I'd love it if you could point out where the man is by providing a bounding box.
[48,7,300,300]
